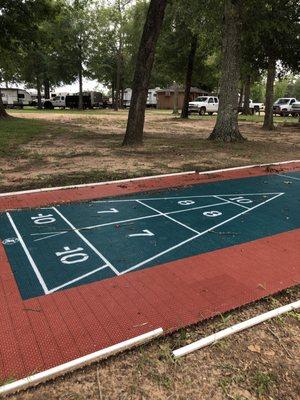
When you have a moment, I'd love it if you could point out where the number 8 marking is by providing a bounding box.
[178,200,195,206]
[203,210,222,217]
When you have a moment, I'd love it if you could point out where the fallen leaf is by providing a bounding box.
[247,344,261,353]
[264,350,275,357]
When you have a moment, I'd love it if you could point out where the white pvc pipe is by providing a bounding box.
[197,159,300,175]
[0,171,195,197]
[0,159,299,198]
[173,300,300,358]
[0,328,163,397]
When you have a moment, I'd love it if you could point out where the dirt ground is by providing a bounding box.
[1,109,299,191]
[1,110,300,399]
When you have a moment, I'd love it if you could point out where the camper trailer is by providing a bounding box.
[123,88,132,107]
[43,91,104,109]
[147,88,159,108]
[123,87,160,108]
[0,88,32,108]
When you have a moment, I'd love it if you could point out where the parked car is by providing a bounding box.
[238,99,264,114]
[273,98,298,116]
[188,96,219,115]
[290,101,300,117]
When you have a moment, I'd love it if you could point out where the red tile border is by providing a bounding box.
[0,162,299,391]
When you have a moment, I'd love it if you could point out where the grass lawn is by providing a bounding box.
[0,109,299,192]
[1,109,300,400]
[0,117,50,157]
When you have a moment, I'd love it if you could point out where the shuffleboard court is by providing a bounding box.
[0,162,299,393]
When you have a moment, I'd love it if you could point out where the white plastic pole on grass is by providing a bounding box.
[0,328,163,397]
[173,300,300,358]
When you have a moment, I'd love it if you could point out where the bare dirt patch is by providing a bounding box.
[1,110,299,192]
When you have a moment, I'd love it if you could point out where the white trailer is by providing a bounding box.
[123,87,160,108]
[123,88,132,108]
[0,88,32,108]
[147,88,159,108]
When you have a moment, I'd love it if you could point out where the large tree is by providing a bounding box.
[122,0,168,146]
[0,0,54,118]
[209,0,245,142]
[243,0,300,130]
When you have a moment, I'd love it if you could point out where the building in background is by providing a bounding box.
[156,86,210,109]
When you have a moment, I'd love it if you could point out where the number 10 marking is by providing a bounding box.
[55,246,89,264]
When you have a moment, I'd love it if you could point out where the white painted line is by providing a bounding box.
[48,264,109,293]
[52,207,120,276]
[93,192,283,203]
[173,300,300,358]
[32,231,68,242]
[60,201,229,234]
[121,193,284,275]
[276,173,300,181]
[0,328,164,396]
[78,213,161,231]
[120,234,200,274]
[136,200,201,235]
[6,213,49,294]
[0,160,298,198]
[213,195,250,210]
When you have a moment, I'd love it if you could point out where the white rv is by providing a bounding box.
[147,88,159,108]
[0,88,32,108]
[123,88,132,107]
[123,87,160,108]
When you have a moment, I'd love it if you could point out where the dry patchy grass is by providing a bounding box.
[0,109,299,192]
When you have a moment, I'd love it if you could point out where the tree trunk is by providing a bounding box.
[209,0,245,142]
[114,40,122,111]
[111,78,115,106]
[0,88,10,119]
[44,79,50,99]
[181,35,198,119]
[78,42,83,110]
[122,0,167,146]
[78,65,83,110]
[37,77,42,110]
[238,83,244,108]
[262,58,276,130]
[243,74,251,115]
[172,82,179,115]
[121,87,124,108]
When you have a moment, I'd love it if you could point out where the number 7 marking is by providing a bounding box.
[128,229,155,238]
[97,208,119,214]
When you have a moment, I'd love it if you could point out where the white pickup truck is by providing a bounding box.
[189,96,264,116]
[290,101,300,117]
[239,99,265,114]
[188,96,219,115]
[273,98,298,116]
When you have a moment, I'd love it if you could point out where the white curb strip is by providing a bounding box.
[0,160,299,198]
[173,300,300,358]
[0,328,163,397]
